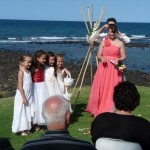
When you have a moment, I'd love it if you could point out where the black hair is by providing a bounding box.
[113,81,140,111]
[106,18,117,24]
[108,24,118,34]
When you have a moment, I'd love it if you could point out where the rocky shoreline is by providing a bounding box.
[0,50,150,98]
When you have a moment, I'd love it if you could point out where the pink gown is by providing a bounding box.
[86,37,123,117]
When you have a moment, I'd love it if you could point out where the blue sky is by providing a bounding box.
[0,0,150,23]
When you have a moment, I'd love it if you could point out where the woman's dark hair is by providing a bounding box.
[106,18,117,24]
[108,24,118,34]
[113,81,140,111]
[32,50,46,70]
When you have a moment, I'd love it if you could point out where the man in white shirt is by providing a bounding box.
[97,18,130,43]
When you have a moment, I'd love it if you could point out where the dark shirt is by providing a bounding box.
[91,112,150,150]
[21,130,96,150]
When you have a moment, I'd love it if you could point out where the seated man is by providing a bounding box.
[90,81,150,150]
[21,95,96,150]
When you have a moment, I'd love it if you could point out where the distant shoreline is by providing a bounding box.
[0,41,150,48]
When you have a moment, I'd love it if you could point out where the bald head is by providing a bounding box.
[42,95,70,130]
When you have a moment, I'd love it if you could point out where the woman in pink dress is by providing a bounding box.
[86,24,126,117]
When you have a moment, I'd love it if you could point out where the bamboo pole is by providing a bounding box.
[98,4,108,27]
[90,49,93,84]
[87,7,92,29]
[77,49,92,93]
[91,4,94,28]
[73,48,92,112]
[80,4,90,35]
[72,46,91,95]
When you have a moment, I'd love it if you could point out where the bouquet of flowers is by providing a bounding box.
[116,61,126,72]
[110,60,126,72]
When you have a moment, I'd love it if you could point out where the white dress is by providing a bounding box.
[57,69,73,113]
[12,71,34,133]
[57,69,65,94]
[32,68,49,125]
[45,66,62,96]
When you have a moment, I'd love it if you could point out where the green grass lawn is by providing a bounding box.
[0,86,150,150]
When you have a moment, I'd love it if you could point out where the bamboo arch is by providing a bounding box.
[72,3,108,112]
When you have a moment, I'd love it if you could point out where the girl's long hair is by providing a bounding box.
[31,50,46,74]
[46,51,56,68]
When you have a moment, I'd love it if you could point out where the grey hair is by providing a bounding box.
[42,95,69,125]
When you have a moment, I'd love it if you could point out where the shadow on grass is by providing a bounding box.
[71,103,87,123]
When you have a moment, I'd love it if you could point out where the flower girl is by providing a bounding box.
[31,50,49,131]
[56,54,73,112]
[45,51,62,96]
[12,54,34,136]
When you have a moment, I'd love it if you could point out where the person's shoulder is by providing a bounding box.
[116,38,124,44]
[115,39,124,48]
[67,136,96,149]
[21,137,42,147]
[21,133,94,149]
[96,112,113,119]
[18,68,24,76]
[131,115,150,125]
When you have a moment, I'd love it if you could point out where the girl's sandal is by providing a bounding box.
[26,131,31,134]
[21,132,28,136]
[35,126,41,131]
[39,128,44,131]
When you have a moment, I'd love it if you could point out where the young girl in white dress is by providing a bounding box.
[56,54,70,93]
[56,54,73,112]
[31,50,49,131]
[45,51,62,96]
[12,55,34,136]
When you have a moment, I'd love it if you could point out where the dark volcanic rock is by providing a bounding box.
[0,50,150,98]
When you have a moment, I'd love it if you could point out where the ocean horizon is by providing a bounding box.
[1,18,150,23]
[0,19,150,73]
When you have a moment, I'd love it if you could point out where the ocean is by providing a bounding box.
[0,19,150,73]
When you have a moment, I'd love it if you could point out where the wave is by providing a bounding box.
[130,35,146,39]
[8,37,17,40]
[0,35,149,44]
[0,36,86,43]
